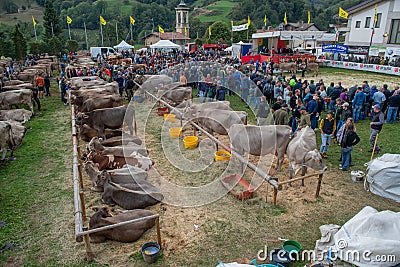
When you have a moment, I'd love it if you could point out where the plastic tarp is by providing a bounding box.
[365,154,400,203]
[333,206,400,267]
[150,40,181,50]
[113,40,134,50]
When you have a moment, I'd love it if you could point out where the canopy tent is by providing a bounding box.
[113,40,134,50]
[150,40,181,50]
[224,46,232,52]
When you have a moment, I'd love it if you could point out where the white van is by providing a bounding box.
[90,47,117,59]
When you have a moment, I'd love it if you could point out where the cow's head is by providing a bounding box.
[94,170,110,189]
[304,149,327,171]
[75,112,89,126]
[92,206,112,218]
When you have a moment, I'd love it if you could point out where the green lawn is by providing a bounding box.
[196,0,235,24]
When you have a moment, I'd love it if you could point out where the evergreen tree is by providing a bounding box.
[11,26,27,60]
[43,0,62,39]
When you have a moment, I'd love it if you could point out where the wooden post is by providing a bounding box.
[156,217,162,249]
[79,192,87,221]
[273,187,278,206]
[83,232,94,262]
[315,173,323,198]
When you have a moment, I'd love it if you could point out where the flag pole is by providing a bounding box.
[116,21,118,43]
[130,23,133,41]
[68,23,71,40]
[101,23,104,46]
[84,21,88,50]
[34,24,37,40]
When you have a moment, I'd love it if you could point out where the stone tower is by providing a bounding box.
[175,0,190,36]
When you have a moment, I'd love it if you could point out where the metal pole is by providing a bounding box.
[84,21,89,50]
[116,21,118,43]
[130,23,133,41]
[101,23,104,46]
[34,25,37,40]
[51,22,54,36]
[68,23,71,40]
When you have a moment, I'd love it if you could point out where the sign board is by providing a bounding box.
[322,44,348,54]
[369,46,387,56]
[322,60,400,76]
[386,47,400,56]
[232,23,248,32]
[347,46,369,55]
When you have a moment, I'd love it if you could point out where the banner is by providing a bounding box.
[323,60,400,76]
[322,44,348,54]
[347,46,369,55]
[232,23,248,32]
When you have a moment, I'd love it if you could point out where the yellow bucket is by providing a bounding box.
[183,136,199,149]
[164,114,175,123]
[215,150,231,161]
[169,127,182,138]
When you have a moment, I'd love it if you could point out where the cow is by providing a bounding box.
[87,151,154,171]
[3,80,25,86]
[101,177,163,210]
[78,124,122,142]
[0,109,32,123]
[228,125,292,172]
[70,89,116,107]
[170,100,231,120]
[87,137,148,157]
[191,109,247,136]
[7,120,27,147]
[84,161,148,191]
[0,89,34,114]
[237,64,256,73]
[277,63,297,74]
[301,62,319,77]
[0,121,15,160]
[75,105,136,139]
[286,126,327,186]
[157,87,192,106]
[99,133,142,146]
[89,206,156,243]
[79,94,123,112]
[2,83,35,91]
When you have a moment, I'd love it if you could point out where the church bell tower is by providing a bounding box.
[175,0,190,37]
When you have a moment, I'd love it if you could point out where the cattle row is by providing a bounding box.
[70,76,163,243]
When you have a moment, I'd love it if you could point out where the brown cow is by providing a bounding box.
[79,124,122,142]
[277,63,297,74]
[99,133,142,146]
[301,62,319,76]
[89,207,156,243]
[80,94,123,112]
[87,136,148,157]
[101,177,163,210]
[76,105,136,138]
[0,109,32,123]
[0,89,34,114]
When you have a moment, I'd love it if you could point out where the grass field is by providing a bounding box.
[0,67,399,266]
[195,0,235,24]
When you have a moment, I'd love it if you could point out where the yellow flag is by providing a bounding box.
[100,15,106,25]
[374,4,378,22]
[284,12,287,24]
[308,11,310,24]
[66,16,72,25]
[264,15,267,27]
[208,26,211,37]
[231,20,234,27]
[130,16,135,25]
[32,15,37,27]
[247,16,251,26]
[158,25,164,33]
[184,26,187,36]
[339,7,348,19]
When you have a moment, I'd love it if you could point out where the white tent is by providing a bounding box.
[113,40,134,50]
[224,46,232,52]
[365,154,400,203]
[150,40,181,50]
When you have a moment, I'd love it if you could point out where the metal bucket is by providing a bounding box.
[141,242,160,264]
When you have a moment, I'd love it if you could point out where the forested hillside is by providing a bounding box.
[0,0,365,56]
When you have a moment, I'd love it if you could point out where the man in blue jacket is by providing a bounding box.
[352,87,366,123]
[306,95,318,129]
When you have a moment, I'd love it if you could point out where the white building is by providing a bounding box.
[343,0,400,47]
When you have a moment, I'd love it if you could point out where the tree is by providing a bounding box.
[189,17,207,40]
[11,26,27,60]
[47,36,63,55]
[43,0,62,39]
[28,40,47,54]
[203,21,230,43]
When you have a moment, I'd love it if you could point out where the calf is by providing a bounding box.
[89,207,156,243]
[102,177,163,209]
[88,151,154,171]
[286,126,327,186]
